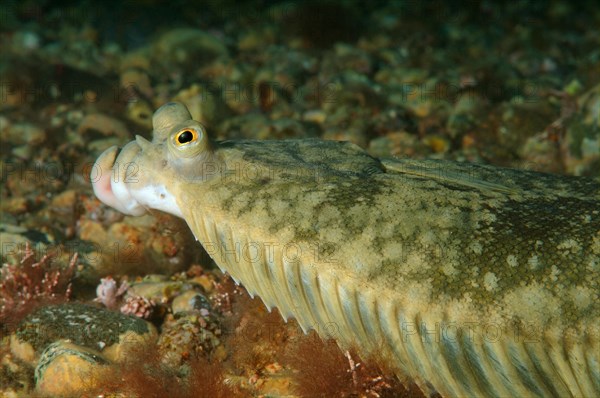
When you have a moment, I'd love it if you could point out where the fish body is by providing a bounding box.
[92,102,600,397]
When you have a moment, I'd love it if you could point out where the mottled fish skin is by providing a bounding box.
[92,102,600,397]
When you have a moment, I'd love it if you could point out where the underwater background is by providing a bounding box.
[1,1,599,397]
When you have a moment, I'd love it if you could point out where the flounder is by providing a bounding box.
[92,102,600,397]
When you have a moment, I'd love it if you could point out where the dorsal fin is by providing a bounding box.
[381,158,520,195]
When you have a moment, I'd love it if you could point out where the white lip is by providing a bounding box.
[92,145,147,216]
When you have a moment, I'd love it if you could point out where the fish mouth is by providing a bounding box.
[91,141,147,216]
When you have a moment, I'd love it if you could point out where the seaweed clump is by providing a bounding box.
[0,243,77,331]
[284,333,424,398]
[219,280,422,397]
[86,347,240,398]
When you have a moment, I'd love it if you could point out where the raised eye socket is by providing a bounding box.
[175,129,198,146]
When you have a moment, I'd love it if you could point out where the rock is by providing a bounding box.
[50,189,77,211]
[77,113,130,139]
[171,290,212,315]
[128,279,193,305]
[238,28,276,51]
[322,104,370,147]
[501,102,557,151]
[0,122,46,145]
[320,44,373,78]
[190,273,216,293]
[120,68,153,99]
[87,137,122,154]
[77,213,197,282]
[423,135,450,154]
[159,286,221,367]
[447,94,490,139]
[125,100,154,129]
[11,145,33,159]
[158,312,222,367]
[0,115,11,136]
[302,110,327,124]
[519,133,561,172]
[120,49,151,72]
[152,28,228,73]
[10,31,40,54]
[368,132,427,158]
[219,114,312,141]
[563,83,600,177]
[35,341,108,397]
[10,303,157,364]
[323,125,368,148]
[0,196,29,214]
[173,84,223,128]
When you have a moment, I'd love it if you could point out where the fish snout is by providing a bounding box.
[91,142,147,216]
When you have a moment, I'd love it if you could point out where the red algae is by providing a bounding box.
[283,332,423,398]
[218,283,419,397]
[0,243,77,331]
[86,346,241,398]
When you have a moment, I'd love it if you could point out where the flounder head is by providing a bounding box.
[91,102,222,218]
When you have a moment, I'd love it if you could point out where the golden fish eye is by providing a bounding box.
[175,129,198,146]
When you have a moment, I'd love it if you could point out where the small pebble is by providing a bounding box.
[35,341,108,397]
[10,303,157,364]
[171,290,212,315]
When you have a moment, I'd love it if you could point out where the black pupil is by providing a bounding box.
[178,130,194,144]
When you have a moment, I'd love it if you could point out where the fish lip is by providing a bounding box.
[91,143,147,216]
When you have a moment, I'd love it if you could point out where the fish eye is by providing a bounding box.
[177,130,196,144]
[175,128,198,146]
[167,121,210,160]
